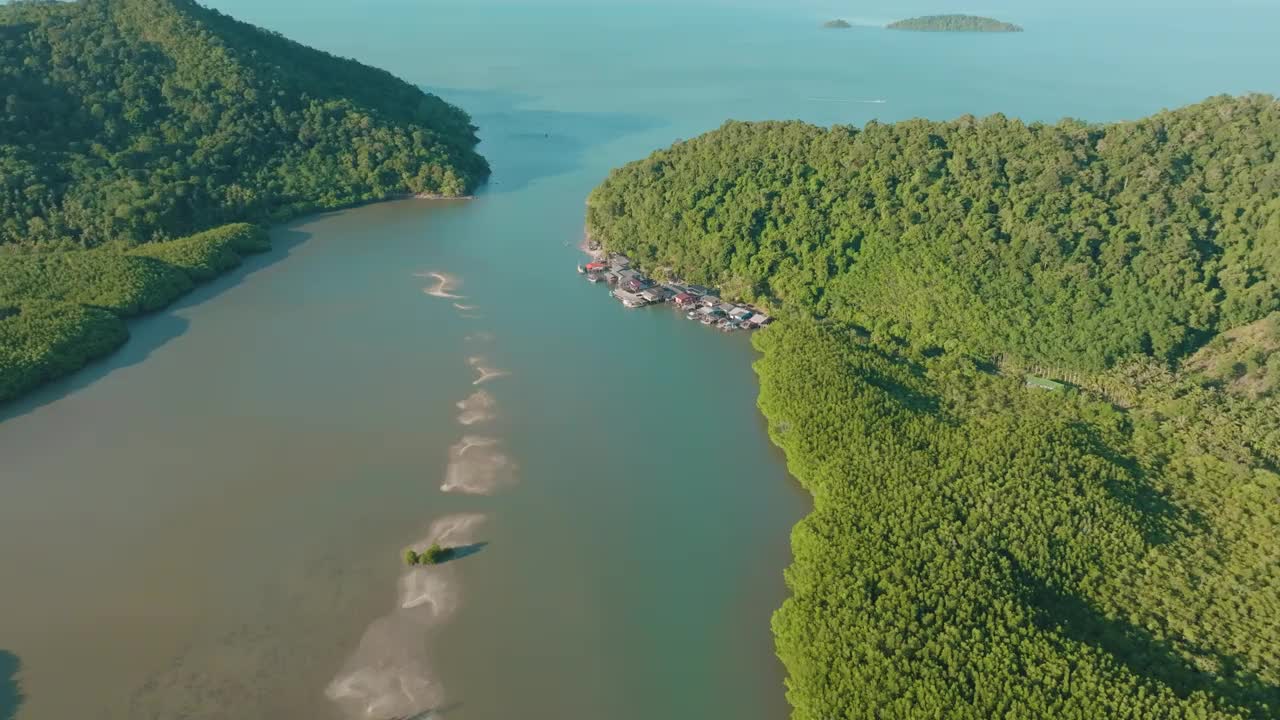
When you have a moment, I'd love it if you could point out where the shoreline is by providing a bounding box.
[0,190,476,411]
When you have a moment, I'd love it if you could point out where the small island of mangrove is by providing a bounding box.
[888,14,1023,32]
[822,19,852,29]
[404,544,451,566]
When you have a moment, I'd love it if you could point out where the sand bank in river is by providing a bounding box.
[415,271,463,299]
[327,513,486,719]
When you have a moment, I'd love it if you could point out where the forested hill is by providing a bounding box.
[0,0,489,250]
[587,96,1280,719]
[0,0,489,404]
[587,95,1280,370]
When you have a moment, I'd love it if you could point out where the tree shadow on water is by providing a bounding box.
[440,542,488,564]
[0,225,316,425]
[1,650,22,720]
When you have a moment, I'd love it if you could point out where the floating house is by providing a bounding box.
[617,269,655,292]
[640,287,666,304]
[576,256,771,333]
[612,289,648,308]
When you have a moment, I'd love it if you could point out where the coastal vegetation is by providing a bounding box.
[0,0,488,403]
[0,224,267,403]
[404,544,450,566]
[586,95,1280,718]
[822,19,851,29]
[888,14,1023,32]
[587,95,1280,370]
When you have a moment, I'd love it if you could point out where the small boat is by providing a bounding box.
[586,272,603,283]
[576,264,585,274]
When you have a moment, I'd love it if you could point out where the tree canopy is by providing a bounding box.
[0,0,489,251]
[756,321,1278,719]
[587,95,1280,718]
[587,95,1280,371]
[0,0,489,403]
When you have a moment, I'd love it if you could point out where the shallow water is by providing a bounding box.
[2,1,1279,718]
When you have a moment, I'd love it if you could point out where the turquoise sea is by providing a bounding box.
[1,1,1278,718]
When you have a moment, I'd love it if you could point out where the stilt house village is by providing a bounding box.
[578,247,772,332]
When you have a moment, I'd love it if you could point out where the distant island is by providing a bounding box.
[822,19,852,29]
[887,14,1023,32]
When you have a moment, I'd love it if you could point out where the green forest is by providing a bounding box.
[0,0,488,402]
[587,96,1280,718]
[587,96,1280,370]
[887,15,1024,33]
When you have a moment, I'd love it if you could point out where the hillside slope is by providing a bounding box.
[587,96,1280,719]
[587,95,1280,370]
[0,0,489,402]
[0,0,488,250]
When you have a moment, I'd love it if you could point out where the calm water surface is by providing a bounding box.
[2,1,1278,718]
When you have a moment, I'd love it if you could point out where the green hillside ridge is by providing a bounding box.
[0,0,489,403]
[587,95,1280,370]
[587,95,1280,718]
[0,0,488,251]
[888,14,1023,32]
